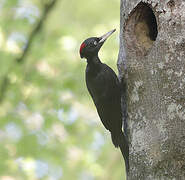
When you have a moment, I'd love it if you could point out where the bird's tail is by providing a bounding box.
[111,130,129,173]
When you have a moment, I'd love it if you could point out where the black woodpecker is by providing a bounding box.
[79,29,129,172]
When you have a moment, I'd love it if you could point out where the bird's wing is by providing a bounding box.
[89,64,122,131]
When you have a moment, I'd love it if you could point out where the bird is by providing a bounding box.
[79,29,129,172]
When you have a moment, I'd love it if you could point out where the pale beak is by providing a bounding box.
[99,29,116,43]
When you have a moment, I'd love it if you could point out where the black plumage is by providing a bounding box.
[79,29,129,172]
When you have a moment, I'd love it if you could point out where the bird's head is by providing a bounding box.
[79,29,116,59]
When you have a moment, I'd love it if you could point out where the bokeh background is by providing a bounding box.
[0,0,126,179]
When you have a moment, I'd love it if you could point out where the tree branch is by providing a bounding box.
[0,0,58,104]
[17,0,58,63]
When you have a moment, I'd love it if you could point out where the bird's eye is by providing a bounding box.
[94,41,97,45]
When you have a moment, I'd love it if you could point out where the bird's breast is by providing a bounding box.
[86,72,105,96]
[85,63,121,105]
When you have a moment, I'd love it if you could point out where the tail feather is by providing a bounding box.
[111,131,129,173]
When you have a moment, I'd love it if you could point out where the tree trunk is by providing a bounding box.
[118,0,185,179]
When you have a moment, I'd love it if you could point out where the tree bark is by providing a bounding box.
[118,0,185,179]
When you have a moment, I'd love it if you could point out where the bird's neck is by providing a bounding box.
[87,55,101,66]
[86,55,102,76]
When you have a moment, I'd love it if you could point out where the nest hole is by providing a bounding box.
[125,2,158,55]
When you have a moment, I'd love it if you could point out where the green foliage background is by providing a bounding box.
[0,0,126,179]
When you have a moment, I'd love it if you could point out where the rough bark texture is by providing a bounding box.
[118,0,185,179]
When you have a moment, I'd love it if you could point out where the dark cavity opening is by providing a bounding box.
[141,3,158,41]
[125,2,158,55]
